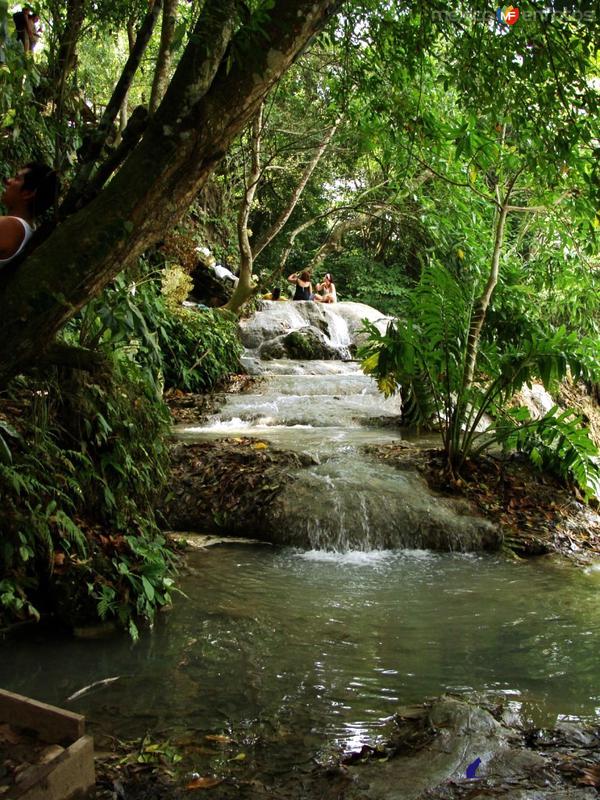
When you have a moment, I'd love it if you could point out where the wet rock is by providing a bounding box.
[265,464,500,551]
[239,300,390,357]
[259,327,340,361]
[188,262,233,306]
[339,696,600,800]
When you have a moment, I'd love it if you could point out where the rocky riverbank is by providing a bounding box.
[366,441,600,564]
[94,694,600,799]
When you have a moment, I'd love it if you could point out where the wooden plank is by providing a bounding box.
[0,689,84,743]
[9,735,95,800]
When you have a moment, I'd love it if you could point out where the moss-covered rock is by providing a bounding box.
[259,325,338,360]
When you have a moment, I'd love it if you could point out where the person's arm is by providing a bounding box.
[288,272,298,283]
[0,217,26,260]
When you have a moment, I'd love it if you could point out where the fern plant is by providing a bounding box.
[360,261,600,499]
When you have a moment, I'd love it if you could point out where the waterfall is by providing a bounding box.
[322,307,351,350]
[173,302,499,552]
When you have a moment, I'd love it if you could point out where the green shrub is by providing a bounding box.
[0,356,175,638]
[77,267,242,393]
[360,261,600,499]
[157,306,242,393]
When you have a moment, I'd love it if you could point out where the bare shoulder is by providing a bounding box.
[0,217,26,258]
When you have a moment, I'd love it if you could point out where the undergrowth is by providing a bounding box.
[0,355,174,639]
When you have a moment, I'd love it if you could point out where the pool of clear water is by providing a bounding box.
[2,545,600,774]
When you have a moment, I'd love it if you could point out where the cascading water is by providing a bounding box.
[175,302,498,552]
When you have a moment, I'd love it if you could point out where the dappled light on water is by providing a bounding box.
[2,547,600,762]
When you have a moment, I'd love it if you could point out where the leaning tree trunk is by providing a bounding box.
[251,121,338,260]
[149,0,177,113]
[225,118,338,314]
[0,0,342,384]
[116,18,137,146]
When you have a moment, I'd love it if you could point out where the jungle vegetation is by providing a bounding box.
[0,0,598,632]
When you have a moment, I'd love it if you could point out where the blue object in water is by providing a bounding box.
[466,757,481,779]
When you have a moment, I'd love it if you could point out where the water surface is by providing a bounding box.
[2,546,600,771]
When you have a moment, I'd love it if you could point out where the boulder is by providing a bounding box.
[189,259,238,306]
[259,326,340,361]
[239,300,391,358]
[341,695,600,800]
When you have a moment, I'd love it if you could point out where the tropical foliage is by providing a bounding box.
[360,262,600,499]
[0,0,598,632]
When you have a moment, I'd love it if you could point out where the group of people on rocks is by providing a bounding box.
[274,270,337,303]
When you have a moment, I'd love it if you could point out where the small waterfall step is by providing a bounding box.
[169,301,499,553]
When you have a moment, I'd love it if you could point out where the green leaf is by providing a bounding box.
[141,575,155,602]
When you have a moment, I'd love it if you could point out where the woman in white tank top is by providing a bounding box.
[0,163,59,266]
[0,216,34,265]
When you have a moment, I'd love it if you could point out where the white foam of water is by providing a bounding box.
[185,417,246,431]
[178,421,316,434]
[295,548,440,565]
[401,548,437,560]
[297,550,395,565]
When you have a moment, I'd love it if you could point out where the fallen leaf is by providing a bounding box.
[578,765,600,787]
[231,752,246,761]
[186,776,223,790]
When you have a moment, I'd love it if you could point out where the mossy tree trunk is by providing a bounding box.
[149,0,177,113]
[0,0,341,384]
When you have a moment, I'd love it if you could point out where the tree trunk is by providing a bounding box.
[224,104,264,313]
[252,121,338,260]
[47,0,86,101]
[61,0,163,213]
[115,19,137,146]
[0,0,342,383]
[149,0,177,113]
[461,203,509,392]
[309,206,387,270]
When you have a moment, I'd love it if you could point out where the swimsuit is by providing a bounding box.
[293,283,311,301]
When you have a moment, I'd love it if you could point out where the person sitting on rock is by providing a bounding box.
[288,270,313,301]
[262,286,286,301]
[313,272,336,303]
[0,162,59,267]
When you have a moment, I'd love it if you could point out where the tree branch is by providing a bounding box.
[252,120,338,259]
[61,0,163,215]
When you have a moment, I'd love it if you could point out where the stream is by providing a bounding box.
[2,548,600,785]
[2,311,600,794]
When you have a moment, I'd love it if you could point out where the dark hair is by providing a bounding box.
[271,286,281,300]
[22,162,59,217]
[300,270,311,282]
